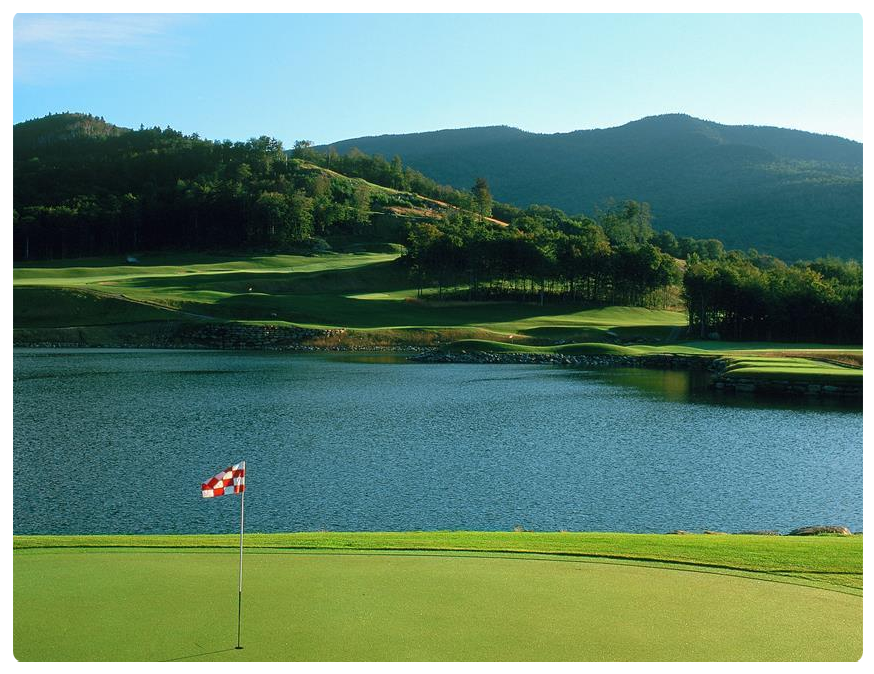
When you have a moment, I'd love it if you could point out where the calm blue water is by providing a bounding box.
[13,349,862,535]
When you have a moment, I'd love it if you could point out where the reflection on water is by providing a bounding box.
[13,349,862,535]
[585,367,862,412]
[583,367,702,404]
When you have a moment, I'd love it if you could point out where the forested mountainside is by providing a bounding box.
[319,114,862,261]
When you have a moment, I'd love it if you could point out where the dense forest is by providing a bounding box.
[399,201,861,343]
[13,113,862,343]
[320,114,863,261]
[14,116,375,258]
[684,254,862,343]
[401,201,681,307]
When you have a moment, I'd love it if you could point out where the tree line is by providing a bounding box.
[683,253,861,343]
[403,199,682,308]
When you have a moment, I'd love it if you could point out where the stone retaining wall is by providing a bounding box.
[709,357,862,398]
[711,377,861,397]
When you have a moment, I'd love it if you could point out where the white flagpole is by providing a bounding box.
[236,460,245,650]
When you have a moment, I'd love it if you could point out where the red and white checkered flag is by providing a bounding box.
[201,461,246,498]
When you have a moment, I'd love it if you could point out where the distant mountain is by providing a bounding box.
[320,115,862,260]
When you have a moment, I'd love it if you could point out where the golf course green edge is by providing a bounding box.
[14,532,863,661]
[14,530,862,594]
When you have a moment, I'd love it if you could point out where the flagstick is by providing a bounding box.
[236,461,245,650]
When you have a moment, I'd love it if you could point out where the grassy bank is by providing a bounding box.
[444,338,705,356]
[716,356,862,385]
[13,532,862,661]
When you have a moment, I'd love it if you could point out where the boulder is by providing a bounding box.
[788,525,852,536]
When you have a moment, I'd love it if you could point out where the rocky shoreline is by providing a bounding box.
[14,322,427,352]
[410,349,862,398]
[410,349,715,369]
[666,525,858,536]
[14,328,862,398]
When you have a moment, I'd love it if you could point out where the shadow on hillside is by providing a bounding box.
[102,259,688,332]
[198,292,680,330]
[112,260,412,296]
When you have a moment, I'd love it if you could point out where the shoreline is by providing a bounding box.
[14,527,861,542]
[14,338,862,398]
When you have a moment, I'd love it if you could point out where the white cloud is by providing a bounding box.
[14,14,191,82]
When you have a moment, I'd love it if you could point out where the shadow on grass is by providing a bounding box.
[111,260,411,296]
[196,293,657,329]
[165,647,239,662]
[28,257,689,334]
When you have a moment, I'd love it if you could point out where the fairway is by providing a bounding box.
[13,252,687,336]
[13,252,862,361]
[14,547,861,661]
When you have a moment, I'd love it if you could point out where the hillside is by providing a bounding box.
[12,112,129,147]
[320,115,863,261]
[12,113,502,262]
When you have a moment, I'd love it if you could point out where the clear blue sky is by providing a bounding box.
[13,13,863,145]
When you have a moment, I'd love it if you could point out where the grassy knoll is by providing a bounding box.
[13,532,862,661]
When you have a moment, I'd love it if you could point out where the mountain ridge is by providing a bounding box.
[317,114,862,260]
[321,114,861,165]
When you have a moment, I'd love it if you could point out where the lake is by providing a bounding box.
[13,349,862,535]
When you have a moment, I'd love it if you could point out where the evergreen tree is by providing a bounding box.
[471,177,493,220]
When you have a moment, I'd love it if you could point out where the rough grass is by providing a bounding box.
[13,286,182,328]
[13,532,863,661]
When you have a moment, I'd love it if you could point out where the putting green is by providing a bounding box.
[13,549,861,661]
